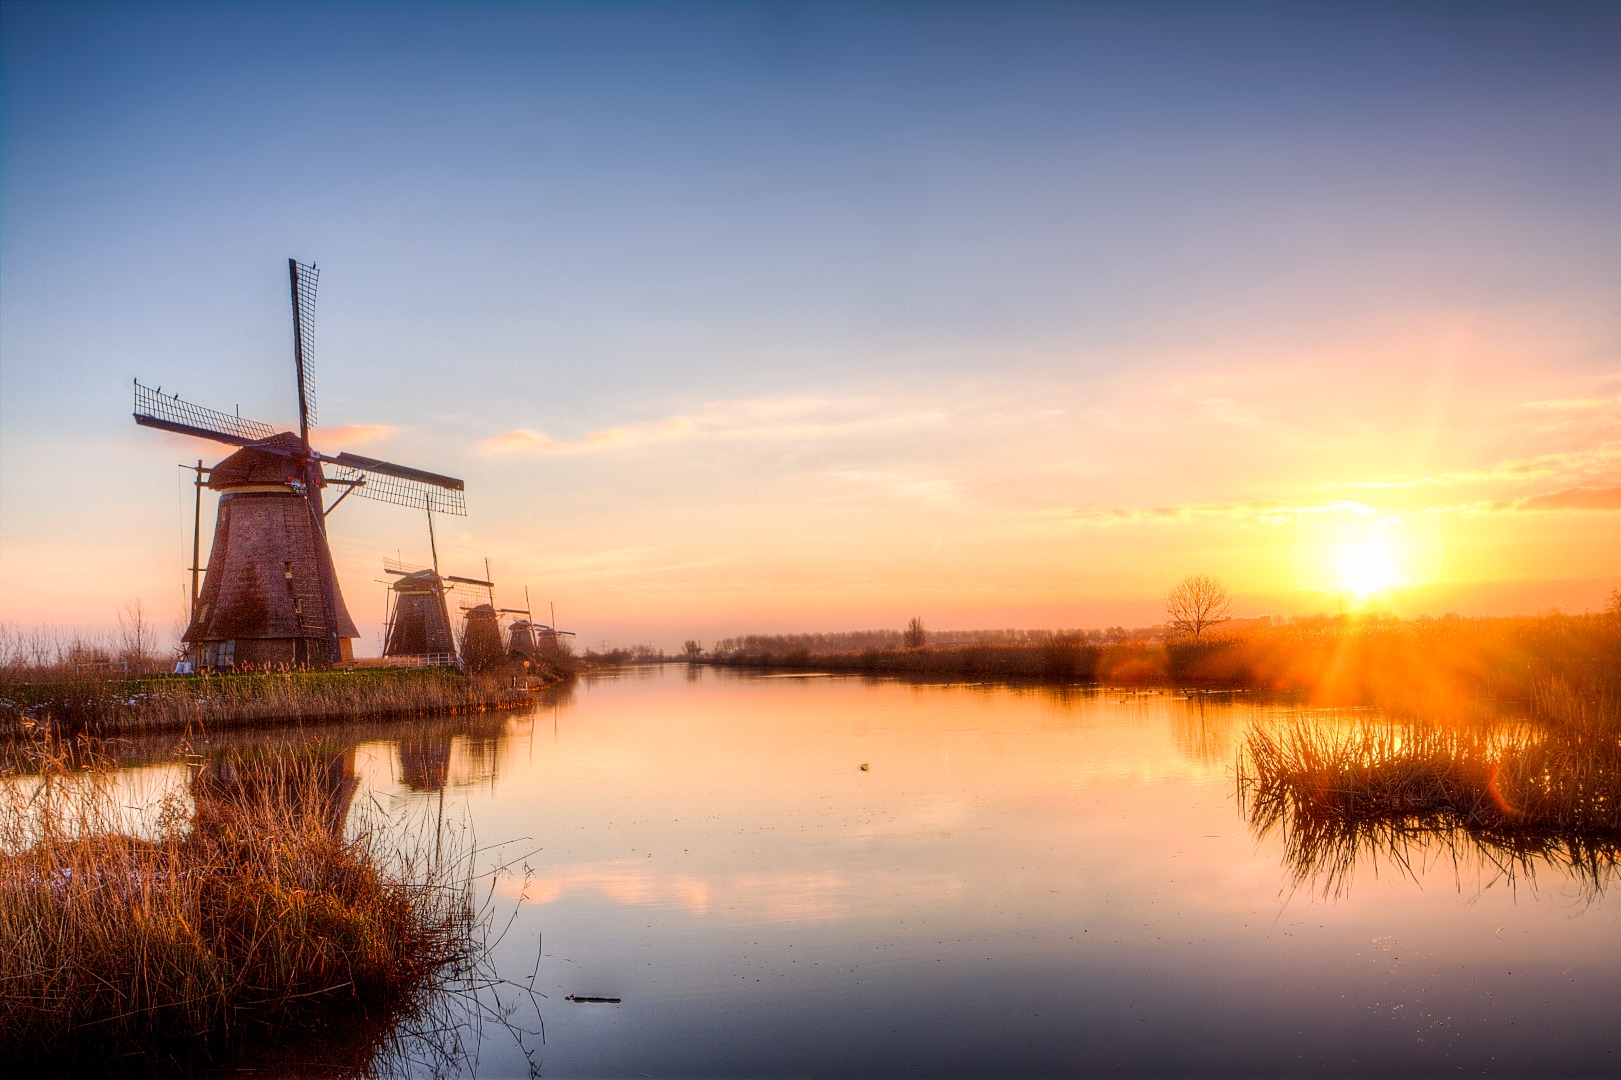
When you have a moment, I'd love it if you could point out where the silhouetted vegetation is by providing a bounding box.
[581,644,667,665]
[903,617,927,648]
[1165,574,1231,637]
[708,611,1621,730]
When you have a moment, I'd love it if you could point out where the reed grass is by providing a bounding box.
[1238,713,1621,897]
[0,735,476,1073]
[0,665,551,739]
[713,636,1110,681]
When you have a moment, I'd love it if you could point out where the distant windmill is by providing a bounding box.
[505,589,575,661]
[382,562,494,668]
[134,259,466,670]
[459,603,505,671]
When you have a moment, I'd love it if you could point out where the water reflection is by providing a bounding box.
[9,669,1617,1076]
[194,745,359,838]
[398,735,453,793]
[1243,790,1620,902]
[1169,694,1239,766]
[1236,709,1621,902]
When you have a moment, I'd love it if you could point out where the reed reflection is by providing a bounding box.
[1238,713,1621,900]
[192,745,359,839]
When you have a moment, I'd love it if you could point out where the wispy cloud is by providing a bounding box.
[1494,485,1621,512]
[480,396,946,456]
[1054,481,1621,526]
[1518,395,1620,412]
[1328,442,1621,494]
[822,470,958,502]
[311,423,397,450]
[1048,499,1380,526]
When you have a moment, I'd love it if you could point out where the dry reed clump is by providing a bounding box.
[1238,715,1621,897]
[0,737,474,1074]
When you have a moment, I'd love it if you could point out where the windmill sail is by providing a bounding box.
[325,452,467,515]
[133,381,278,446]
[290,259,318,437]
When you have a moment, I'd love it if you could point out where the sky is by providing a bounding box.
[2,1,1618,653]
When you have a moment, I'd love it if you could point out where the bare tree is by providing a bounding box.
[682,639,703,660]
[903,617,927,649]
[117,599,153,672]
[1165,575,1232,638]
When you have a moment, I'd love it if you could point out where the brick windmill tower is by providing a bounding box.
[381,559,495,667]
[134,259,467,669]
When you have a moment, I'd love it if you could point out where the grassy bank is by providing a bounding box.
[0,738,474,1073]
[0,665,560,739]
[708,612,1621,726]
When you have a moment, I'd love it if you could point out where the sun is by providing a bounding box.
[1290,506,1441,603]
[1334,534,1402,600]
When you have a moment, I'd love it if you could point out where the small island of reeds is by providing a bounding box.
[1238,706,1621,898]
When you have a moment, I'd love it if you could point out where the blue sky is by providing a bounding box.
[3,2,1618,648]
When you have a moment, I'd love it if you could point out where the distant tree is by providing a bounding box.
[904,617,927,648]
[1165,575,1232,638]
[116,599,154,672]
[682,639,703,660]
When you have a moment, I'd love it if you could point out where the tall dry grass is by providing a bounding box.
[0,735,476,1073]
[1,662,546,738]
[1238,712,1621,898]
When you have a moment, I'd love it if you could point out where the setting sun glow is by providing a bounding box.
[1291,510,1445,606]
[1335,535,1402,599]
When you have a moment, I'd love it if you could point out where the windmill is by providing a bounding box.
[505,590,576,661]
[134,259,466,670]
[381,560,495,668]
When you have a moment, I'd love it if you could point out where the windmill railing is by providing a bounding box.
[383,652,459,669]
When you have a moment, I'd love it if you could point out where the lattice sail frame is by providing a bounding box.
[291,260,319,427]
[325,452,467,516]
[133,381,278,445]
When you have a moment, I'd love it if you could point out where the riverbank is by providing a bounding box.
[0,664,567,738]
[706,611,1621,728]
[0,740,474,1073]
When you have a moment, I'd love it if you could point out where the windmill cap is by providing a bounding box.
[209,433,315,490]
[390,569,443,591]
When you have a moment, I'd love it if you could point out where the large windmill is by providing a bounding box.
[134,259,466,670]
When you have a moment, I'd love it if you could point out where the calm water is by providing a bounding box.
[106,667,1621,1076]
